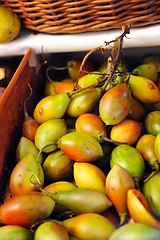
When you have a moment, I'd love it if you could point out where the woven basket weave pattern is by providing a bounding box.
[2,0,160,34]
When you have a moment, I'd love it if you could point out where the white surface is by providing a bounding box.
[0,24,160,57]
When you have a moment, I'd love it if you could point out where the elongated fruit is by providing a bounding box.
[58,132,103,162]
[63,213,116,240]
[99,83,132,125]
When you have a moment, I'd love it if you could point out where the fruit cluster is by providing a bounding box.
[1,26,160,239]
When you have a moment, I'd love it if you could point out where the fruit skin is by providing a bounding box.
[33,93,71,124]
[66,87,103,118]
[59,132,103,162]
[75,113,107,141]
[106,164,135,224]
[43,150,74,182]
[0,192,55,227]
[16,137,43,164]
[136,134,159,173]
[44,181,76,212]
[128,75,160,103]
[0,6,21,43]
[127,189,160,229]
[144,111,160,136]
[110,119,142,145]
[143,172,160,218]
[109,223,160,240]
[73,162,106,194]
[110,144,145,182]
[99,83,132,125]
[56,187,112,214]
[34,221,70,240]
[63,212,116,240]
[0,225,34,240]
[133,64,158,82]
[35,119,67,153]
[9,154,44,196]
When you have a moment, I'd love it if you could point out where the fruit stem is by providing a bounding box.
[143,162,159,182]
[101,136,129,145]
[119,212,128,226]
[23,83,33,121]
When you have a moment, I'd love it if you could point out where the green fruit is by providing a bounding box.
[143,172,160,218]
[16,137,43,164]
[43,150,74,182]
[144,56,160,71]
[35,119,67,153]
[110,144,145,182]
[109,223,160,240]
[34,93,71,124]
[9,154,44,196]
[67,87,103,118]
[35,221,70,240]
[145,111,160,136]
[77,71,102,88]
[0,225,34,240]
[0,6,21,43]
[56,187,112,214]
[133,64,158,82]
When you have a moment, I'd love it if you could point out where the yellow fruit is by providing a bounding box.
[0,6,21,43]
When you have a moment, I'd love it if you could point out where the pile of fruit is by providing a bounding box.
[1,25,160,240]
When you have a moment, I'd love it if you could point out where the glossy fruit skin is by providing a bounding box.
[128,75,160,103]
[67,87,103,118]
[109,223,160,240]
[43,150,74,182]
[99,83,132,125]
[22,117,40,142]
[73,162,106,194]
[127,189,160,229]
[110,144,145,182]
[143,172,160,218]
[9,154,44,196]
[44,181,76,212]
[75,113,107,141]
[16,137,43,164]
[106,164,135,223]
[59,132,103,162]
[144,111,160,136]
[155,133,160,164]
[136,134,159,171]
[63,213,116,240]
[110,119,142,145]
[0,225,34,240]
[33,93,71,124]
[56,187,112,214]
[54,81,74,94]
[34,221,70,240]
[35,119,67,153]
[77,71,102,88]
[133,64,158,82]
[0,192,55,227]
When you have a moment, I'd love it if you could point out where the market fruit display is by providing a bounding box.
[1,24,160,239]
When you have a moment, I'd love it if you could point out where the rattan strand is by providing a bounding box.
[2,0,160,34]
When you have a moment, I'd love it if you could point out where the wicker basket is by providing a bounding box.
[2,0,160,34]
